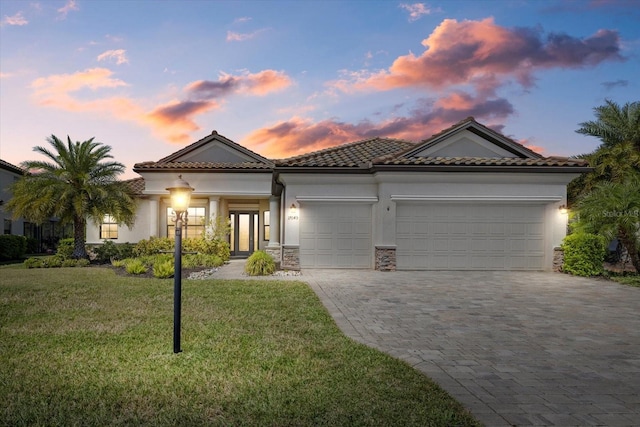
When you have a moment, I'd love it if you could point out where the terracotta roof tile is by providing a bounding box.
[276,137,415,167]
[133,161,273,171]
[0,159,25,174]
[124,177,145,195]
[375,156,589,167]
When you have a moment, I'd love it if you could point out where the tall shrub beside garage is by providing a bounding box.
[561,232,607,276]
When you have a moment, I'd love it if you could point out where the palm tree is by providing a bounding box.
[577,99,640,149]
[574,173,640,273]
[6,135,137,258]
[569,100,640,204]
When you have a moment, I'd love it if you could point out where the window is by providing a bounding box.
[100,215,118,239]
[4,219,11,235]
[263,211,270,241]
[167,207,206,239]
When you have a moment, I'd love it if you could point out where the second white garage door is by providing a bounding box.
[396,203,546,270]
[300,203,372,268]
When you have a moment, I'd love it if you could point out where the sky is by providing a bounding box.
[1,0,638,180]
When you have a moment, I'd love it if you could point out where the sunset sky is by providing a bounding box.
[1,0,638,179]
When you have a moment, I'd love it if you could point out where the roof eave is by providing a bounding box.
[372,165,593,173]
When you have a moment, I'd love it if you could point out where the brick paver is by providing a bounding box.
[300,270,640,426]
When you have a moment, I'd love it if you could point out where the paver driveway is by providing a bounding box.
[302,270,640,426]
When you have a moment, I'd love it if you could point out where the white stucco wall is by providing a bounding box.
[279,170,579,270]
[0,167,24,235]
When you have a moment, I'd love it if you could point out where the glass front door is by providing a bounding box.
[230,211,259,257]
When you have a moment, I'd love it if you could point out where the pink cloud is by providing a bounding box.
[334,18,622,94]
[57,0,79,20]
[399,3,438,22]
[186,70,291,99]
[30,68,292,145]
[243,91,515,158]
[97,49,129,65]
[3,12,28,26]
[145,100,220,144]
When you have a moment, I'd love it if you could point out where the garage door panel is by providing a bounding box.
[300,203,372,268]
[397,203,546,270]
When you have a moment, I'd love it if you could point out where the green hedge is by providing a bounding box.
[561,232,607,277]
[0,235,27,260]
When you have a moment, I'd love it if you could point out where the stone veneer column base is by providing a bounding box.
[553,246,564,272]
[282,245,300,270]
[265,245,282,269]
[375,246,397,271]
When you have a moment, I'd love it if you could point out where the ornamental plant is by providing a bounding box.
[245,250,276,276]
[561,232,607,276]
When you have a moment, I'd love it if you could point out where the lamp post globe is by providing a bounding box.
[166,175,193,353]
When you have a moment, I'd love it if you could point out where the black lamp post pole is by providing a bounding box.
[173,214,183,354]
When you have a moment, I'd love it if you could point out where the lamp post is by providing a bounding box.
[166,175,194,353]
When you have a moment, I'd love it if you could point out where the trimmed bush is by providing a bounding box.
[561,232,607,277]
[153,260,174,278]
[245,250,276,276]
[0,235,27,260]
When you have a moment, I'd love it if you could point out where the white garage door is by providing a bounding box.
[396,203,546,270]
[300,203,372,268]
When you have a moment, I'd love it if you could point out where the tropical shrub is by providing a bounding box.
[561,232,607,276]
[42,255,64,268]
[245,250,276,276]
[134,237,173,257]
[125,259,147,275]
[0,235,27,260]
[56,238,75,260]
[92,241,135,263]
[76,258,90,267]
[62,259,78,267]
[153,260,174,278]
[24,257,43,268]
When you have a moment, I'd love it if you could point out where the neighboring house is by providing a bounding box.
[86,117,590,271]
[0,159,25,235]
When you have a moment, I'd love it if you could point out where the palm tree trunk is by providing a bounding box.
[73,216,88,259]
[618,228,640,273]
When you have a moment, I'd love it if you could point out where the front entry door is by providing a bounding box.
[230,211,259,257]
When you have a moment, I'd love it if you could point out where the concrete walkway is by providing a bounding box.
[213,262,640,426]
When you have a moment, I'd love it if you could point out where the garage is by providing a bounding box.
[300,203,372,268]
[396,202,546,270]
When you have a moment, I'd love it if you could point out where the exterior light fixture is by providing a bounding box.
[166,175,194,353]
[289,203,297,215]
[559,204,568,214]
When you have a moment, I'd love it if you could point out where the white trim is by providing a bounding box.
[390,195,562,202]
[296,196,379,203]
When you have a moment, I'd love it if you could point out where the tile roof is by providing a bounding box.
[133,161,273,171]
[275,137,415,168]
[0,159,25,175]
[374,156,589,167]
[124,177,145,195]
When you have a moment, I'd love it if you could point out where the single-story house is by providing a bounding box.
[86,117,590,271]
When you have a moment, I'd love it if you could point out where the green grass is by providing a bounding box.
[609,274,640,288]
[0,267,480,426]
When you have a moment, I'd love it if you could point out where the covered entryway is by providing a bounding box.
[396,202,546,270]
[300,203,372,268]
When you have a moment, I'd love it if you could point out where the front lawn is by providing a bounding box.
[0,267,480,426]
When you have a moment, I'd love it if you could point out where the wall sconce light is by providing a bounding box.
[559,204,568,214]
[288,203,299,220]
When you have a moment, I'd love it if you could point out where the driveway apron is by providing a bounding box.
[302,270,640,426]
